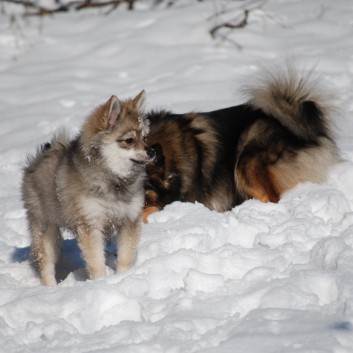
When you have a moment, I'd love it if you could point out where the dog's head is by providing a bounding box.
[81,91,152,177]
[144,143,181,210]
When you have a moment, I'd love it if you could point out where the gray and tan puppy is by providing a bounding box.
[22,91,150,285]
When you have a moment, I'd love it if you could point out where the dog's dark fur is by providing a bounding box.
[143,65,340,221]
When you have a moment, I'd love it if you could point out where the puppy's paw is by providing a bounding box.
[116,263,132,273]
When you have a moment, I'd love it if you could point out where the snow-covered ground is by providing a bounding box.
[1,0,353,351]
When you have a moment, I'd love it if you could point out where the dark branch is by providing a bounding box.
[210,9,249,38]
[1,0,133,16]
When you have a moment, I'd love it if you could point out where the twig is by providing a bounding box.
[1,0,133,16]
[10,14,25,49]
[210,9,249,38]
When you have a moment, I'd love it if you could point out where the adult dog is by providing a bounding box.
[143,65,340,222]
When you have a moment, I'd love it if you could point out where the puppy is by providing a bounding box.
[22,91,151,285]
[143,64,340,222]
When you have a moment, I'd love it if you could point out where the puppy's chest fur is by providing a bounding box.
[79,188,143,229]
[57,142,145,229]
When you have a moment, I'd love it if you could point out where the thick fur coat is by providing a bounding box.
[143,65,340,221]
[22,92,150,285]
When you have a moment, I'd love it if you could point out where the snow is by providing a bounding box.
[1,0,353,351]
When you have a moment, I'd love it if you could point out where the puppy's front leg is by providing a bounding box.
[116,218,141,273]
[77,225,106,280]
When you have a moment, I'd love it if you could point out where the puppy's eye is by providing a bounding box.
[125,138,135,145]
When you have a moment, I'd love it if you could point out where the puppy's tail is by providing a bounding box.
[26,128,71,166]
[38,128,70,154]
[244,63,335,141]
[50,128,71,149]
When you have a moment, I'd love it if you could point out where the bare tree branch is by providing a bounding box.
[1,0,134,16]
[209,9,249,38]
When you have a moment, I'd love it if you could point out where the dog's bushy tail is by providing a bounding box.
[244,63,335,141]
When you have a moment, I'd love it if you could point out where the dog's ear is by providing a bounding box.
[133,90,146,110]
[103,95,121,128]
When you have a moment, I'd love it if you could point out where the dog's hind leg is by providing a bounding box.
[31,223,62,286]
[235,150,281,203]
[264,140,338,197]
[77,226,106,280]
[116,219,141,273]
[236,139,337,203]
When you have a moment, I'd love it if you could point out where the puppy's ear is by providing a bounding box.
[108,95,121,127]
[133,90,146,110]
[103,95,121,128]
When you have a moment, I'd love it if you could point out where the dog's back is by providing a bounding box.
[22,130,71,227]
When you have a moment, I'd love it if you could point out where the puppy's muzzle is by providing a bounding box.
[131,149,154,165]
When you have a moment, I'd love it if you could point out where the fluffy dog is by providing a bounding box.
[22,91,151,285]
[143,65,340,222]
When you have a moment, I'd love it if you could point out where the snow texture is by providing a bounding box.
[1,0,353,352]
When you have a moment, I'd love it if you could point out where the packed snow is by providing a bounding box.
[1,0,353,351]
